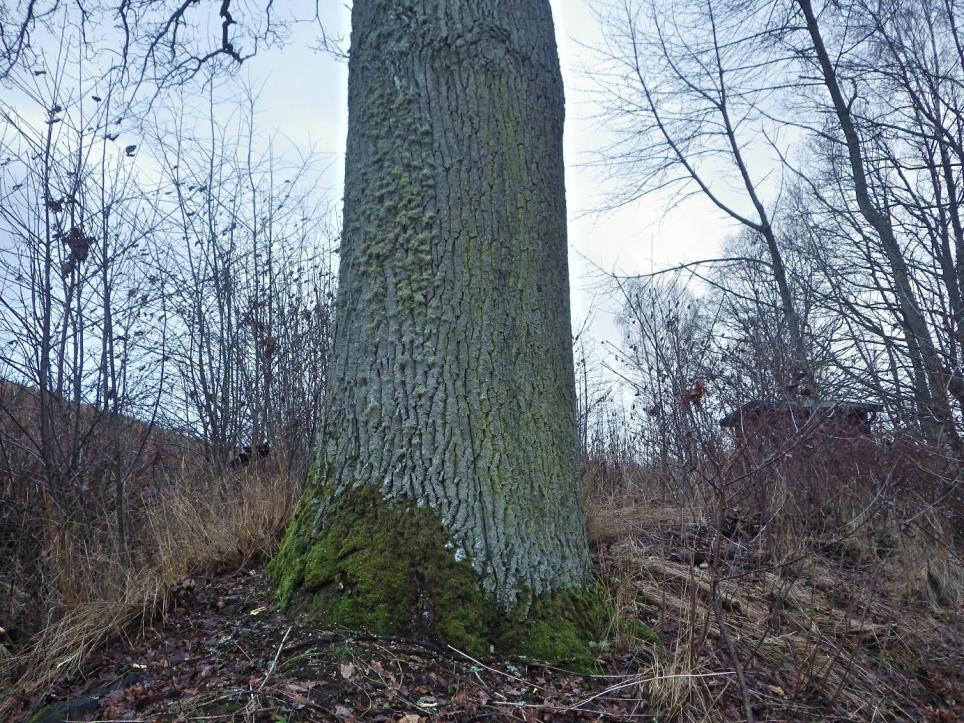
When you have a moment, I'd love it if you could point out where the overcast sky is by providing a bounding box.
[0,1,739,354]
[236,0,736,349]
[0,1,740,360]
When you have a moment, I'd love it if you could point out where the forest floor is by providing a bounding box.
[4,502,964,721]
[6,564,661,722]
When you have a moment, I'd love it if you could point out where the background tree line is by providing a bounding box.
[0,1,335,644]
[571,4,963,643]
[585,0,964,455]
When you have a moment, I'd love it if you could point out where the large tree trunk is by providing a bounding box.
[271,0,598,662]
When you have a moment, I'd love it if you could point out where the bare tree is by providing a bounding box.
[789,0,962,453]
[0,1,304,85]
[0,21,170,550]
[593,0,811,386]
[0,5,337,641]
[592,0,964,457]
[149,78,335,474]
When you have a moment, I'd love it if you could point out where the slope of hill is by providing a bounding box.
[5,492,961,722]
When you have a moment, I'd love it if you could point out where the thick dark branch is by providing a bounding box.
[0,0,41,80]
[218,0,241,63]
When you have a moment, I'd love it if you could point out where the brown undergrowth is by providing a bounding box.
[2,450,961,721]
[585,451,963,721]
[0,465,300,707]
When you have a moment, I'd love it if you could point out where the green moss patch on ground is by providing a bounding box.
[268,483,608,670]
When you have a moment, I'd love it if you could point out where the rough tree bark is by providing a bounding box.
[270,0,601,663]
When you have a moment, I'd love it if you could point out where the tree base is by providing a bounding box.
[268,484,608,671]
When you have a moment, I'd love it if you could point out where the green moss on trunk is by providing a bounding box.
[268,484,608,671]
[495,584,611,671]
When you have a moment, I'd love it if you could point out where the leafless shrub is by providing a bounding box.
[0,10,335,673]
[576,264,962,718]
[0,463,299,702]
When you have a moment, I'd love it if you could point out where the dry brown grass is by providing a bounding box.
[2,438,959,721]
[582,455,963,721]
[888,511,964,609]
[640,645,717,722]
[0,466,299,703]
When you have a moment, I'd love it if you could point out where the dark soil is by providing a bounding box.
[6,565,654,721]
[6,548,962,721]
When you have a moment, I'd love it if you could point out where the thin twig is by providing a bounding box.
[446,645,545,691]
[564,671,736,712]
[256,625,291,692]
